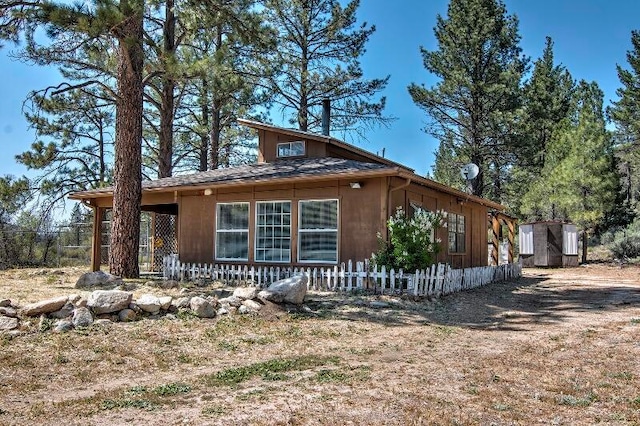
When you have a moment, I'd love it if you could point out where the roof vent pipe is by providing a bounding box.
[321,98,330,136]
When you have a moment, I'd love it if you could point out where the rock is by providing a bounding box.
[159,296,172,311]
[53,320,74,333]
[164,313,177,321]
[118,308,137,322]
[238,305,249,314]
[0,316,18,331]
[258,275,308,305]
[93,319,113,328]
[179,288,190,295]
[233,287,258,300]
[159,280,179,290]
[20,296,68,317]
[219,295,242,307]
[242,299,262,312]
[172,297,191,309]
[189,296,216,318]
[50,302,76,319]
[75,298,88,308]
[0,307,17,318]
[0,299,10,308]
[136,294,161,314]
[87,290,132,315]
[128,303,143,314]
[75,271,123,289]
[216,307,229,316]
[72,307,94,328]
[369,301,391,309]
[67,294,81,305]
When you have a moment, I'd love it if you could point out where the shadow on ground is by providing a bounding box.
[300,272,640,331]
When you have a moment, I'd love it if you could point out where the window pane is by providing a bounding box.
[256,201,291,262]
[457,233,465,253]
[216,231,248,260]
[217,203,248,230]
[448,231,456,252]
[448,213,456,229]
[457,215,465,233]
[299,232,337,262]
[300,200,338,229]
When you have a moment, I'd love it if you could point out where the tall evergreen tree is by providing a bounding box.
[17,88,114,204]
[0,1,145,277]
[263,0,390,137]
[609,30,640,209]
[506,36,574,215]
[408,0,526,200]
[521,81,618,260]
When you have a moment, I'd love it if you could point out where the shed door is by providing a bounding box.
[533,224,548,266]
[547,224,563,266]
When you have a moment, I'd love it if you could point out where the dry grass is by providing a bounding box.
[1,264,640,425]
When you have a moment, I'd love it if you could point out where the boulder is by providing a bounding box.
[136,294,161,314]
[258,275,308,305]
[217,307,230,316]
[87,290,132,315]
[0,299,10,308]
[75,298,88,308]
[54,320,74,333]
[118,308,137,322]
[219,295,242,307]
[75,270,123,289]
[0,316,18,331]
[189,296,216,318]
[172,297,191,309]
[159,296,172,311]
[50,302,76,319]
[242,299,263,312]
[20,296,68,317]
[233,287,258,301]
[67,294,81,305]
[0,306,17,318]
[72,307,94,328]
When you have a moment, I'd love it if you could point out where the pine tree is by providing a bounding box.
[263,0,390,137]
[408,0,526,200]
[0,1,145,277]
[609,30,640,210]
[17,88,114,205]
[521,81,618,260]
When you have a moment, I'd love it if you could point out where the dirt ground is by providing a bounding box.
[0,264,639,425]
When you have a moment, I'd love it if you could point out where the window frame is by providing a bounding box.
[448,212,466,254]
[215,202,250,261]
[254,200,292,263]
[276,140,306,158]
[297,199,339,264]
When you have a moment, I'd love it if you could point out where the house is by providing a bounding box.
[69,118,515,272]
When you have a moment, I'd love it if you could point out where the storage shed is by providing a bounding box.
[519,222,579,267]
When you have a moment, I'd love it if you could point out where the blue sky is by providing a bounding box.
[0,0,639,179]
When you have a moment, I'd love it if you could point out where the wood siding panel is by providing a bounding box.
[339,179,383,261]
[178,195,214,263]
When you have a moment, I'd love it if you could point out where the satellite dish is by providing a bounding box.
[460,163,479,181]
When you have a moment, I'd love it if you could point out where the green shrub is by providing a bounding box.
[372,207,445,271]
[610,234,640,260]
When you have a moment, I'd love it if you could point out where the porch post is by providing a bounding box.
[491,213,500,266]
[506,218,515,264]
[91,206,105,272]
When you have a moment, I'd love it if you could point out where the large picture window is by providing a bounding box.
[255,201,291,262]
[448,213,466,254]
[216,203,249,260]
[298,199,338,263]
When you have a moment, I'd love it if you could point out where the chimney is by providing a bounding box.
[321,98,330,136]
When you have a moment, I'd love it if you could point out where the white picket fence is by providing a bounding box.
[162,255,522,298]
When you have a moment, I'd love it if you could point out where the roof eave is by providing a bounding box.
[68,168,400,200]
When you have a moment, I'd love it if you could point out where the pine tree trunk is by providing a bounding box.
[210,98,221,170]
[109,2,144,278]
[199,78,209,172]
[158,0,175,179]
